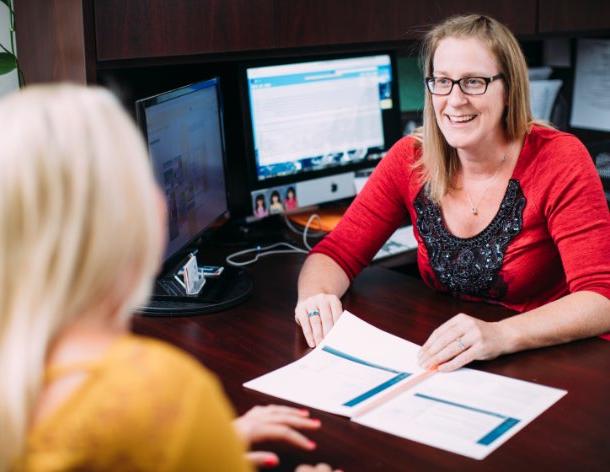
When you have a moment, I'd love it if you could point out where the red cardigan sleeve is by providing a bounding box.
[534,133,610,300]
[310,136,416,280]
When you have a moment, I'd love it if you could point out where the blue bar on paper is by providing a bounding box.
[413,393,521,446]
[414,393,508,419]
[322,345,403,374]
[343,372,410,407]
[477,417,520,445]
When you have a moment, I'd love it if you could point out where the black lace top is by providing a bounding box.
[414,179,526,300]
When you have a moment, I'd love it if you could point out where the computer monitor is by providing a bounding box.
[241,52,401,221]
[135,77,253,315]
[136,77,229,269]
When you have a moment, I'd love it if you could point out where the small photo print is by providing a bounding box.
[252,193,268,218]
[283,186,298,211]
[251,185,300,218]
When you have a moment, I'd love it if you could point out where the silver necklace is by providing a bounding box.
[464,155,507,216]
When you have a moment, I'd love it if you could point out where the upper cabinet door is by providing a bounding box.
[275,0,403,48]
[276,0,537,48]
[539,0,610,34]
[402,0,537,38]
[94,0,275,61]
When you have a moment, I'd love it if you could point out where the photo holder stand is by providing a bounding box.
[173,254,206,296]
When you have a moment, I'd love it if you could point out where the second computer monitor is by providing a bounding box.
[136,78,229,267]
[243,53,401,220]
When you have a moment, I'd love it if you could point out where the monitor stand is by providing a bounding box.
[287,204,347,232]
[139,266,253,316]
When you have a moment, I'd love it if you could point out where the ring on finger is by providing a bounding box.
[456,337,466,350]
[307,309,320,318]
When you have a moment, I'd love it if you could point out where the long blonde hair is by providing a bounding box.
[415,14,534,203]
[0,84,164,469]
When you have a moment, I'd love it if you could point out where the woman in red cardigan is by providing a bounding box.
[294,14,610,371]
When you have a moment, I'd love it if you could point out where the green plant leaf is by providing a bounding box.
[0,52,17,75]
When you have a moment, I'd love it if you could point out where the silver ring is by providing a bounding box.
[456,337,466,350]
[307,309,320,318]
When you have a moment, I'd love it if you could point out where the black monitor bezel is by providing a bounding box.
[239,50,402,197]
[135,77,231,273]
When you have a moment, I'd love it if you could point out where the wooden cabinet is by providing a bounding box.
[94,0,538,59]
[14,0,95,84]
[273,0,536,49]
[275,0,403,48]
[407,0,537,37]
[13,0,609,86]
[94,0,275,61]
[539,0,610,34]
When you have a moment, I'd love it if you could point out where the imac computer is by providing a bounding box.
[135,77,252,315]
[241,52,401,227]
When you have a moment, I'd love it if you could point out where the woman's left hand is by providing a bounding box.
[418,313,514,372]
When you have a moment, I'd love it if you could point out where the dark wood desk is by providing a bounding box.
[133,254,610,471]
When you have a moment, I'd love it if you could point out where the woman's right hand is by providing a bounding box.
[294,294,343,347]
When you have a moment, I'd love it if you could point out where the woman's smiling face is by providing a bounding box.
[431,36,507,152]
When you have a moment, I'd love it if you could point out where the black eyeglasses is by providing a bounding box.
[425,74,504,96]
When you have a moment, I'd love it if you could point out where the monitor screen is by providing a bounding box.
[136,78,229,264]
[242,53,400,219]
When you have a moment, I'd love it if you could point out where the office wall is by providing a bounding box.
[0,3,18,97]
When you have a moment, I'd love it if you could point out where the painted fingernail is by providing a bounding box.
[307,440,317,450]
[263,457,278,467]
[299,409,310,416]
[311,418,321,426]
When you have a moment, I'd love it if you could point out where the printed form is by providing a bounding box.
[244,312,566,459]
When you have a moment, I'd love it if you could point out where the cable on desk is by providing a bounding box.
[283,213,326,250]
[225,213,324,267]
[225,242,308,267]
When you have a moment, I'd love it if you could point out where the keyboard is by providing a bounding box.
[155,277,186,297]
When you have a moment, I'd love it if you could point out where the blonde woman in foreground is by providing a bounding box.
[0,84,336,472]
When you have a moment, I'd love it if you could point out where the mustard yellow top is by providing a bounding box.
[17,335,252,472]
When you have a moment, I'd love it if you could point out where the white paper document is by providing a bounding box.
[528,66,553,80]
[570,39,610,131]
[244,312,566,460]
[530,79,562,122]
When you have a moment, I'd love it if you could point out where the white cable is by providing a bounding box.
[226,214,331,267]
[283,213,326,251]
[225,241,308,267]
[284,213,325,237]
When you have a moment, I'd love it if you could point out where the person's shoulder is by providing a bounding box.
[383,134,421,170]
[392,134,421,156]
[105,336,229,437]
[527,124,589,158]
[116,334,212,382]
[24,336,227,470]
[523,124,591,172]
